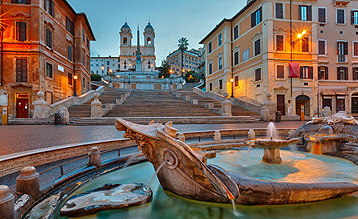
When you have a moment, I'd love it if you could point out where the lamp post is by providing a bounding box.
[73,75,78,97]
[230,78,234,98]
[101,66,104,77]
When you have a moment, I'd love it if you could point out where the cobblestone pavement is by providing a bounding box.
[0,121,306,156]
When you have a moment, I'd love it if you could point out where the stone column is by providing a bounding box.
[261,93,275,121]
[33,91,50,118]
[221,93,232,116]
[16,167,40,200]
[59,107,69,125]
[88,147,101,168]
[91,92,103,117]
[0,185,15,219]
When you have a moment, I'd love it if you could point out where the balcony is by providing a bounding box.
[338,55,347,63]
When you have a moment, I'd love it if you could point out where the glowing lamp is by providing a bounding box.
[302,30,307,35]
[74,75,78,80]
[231,78,234,82]
[297,33,302,39]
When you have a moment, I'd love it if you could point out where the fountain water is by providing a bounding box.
[148,161,167,187]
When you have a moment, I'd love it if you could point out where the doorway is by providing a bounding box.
[16,94,29,118]
[296,95,310,116]
[352,96,358,114]
[276,95,285,115]
[336,96,346,112]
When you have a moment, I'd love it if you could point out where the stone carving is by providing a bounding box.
[116,119,358,205]
[261,93,275,121]
[16,166,40,200]
[60,183,152,217]
[33,91,50,118]
[322,106,332,117]
[214,130,221,143]
[88,147,101,168]
[248,129,255,140]
[0,185,14,219]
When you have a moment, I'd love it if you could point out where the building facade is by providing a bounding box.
[167,49,203,76]
[200,0,358,117]
[0,0,95,118]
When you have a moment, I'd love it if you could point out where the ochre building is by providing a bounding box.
[0,0,95,118]
[200,0,358,117]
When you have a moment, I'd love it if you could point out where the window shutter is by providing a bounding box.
[251,13,255,27]
[25,0,31,4]
[309,67,313,79]
[16,22,19,41]
[344,42,348,55]
[259,7,262,22]
[299,5,302,20]
[345,67,348,80]
[337,42,340,55]
[20,22,26,41]
[51,0,55,17]
[21,59,27,82]
[300,66,303,78]
[352,11,355,25]
[11,0,17,3]
[325,67,329,80]
[16,59,21,82]
[44,0,48,10]
[353,67,357,80]
[307,6,312,21]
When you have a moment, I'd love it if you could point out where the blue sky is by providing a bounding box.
[68,0,247,65]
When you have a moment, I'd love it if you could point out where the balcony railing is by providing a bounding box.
[338,55,347,62]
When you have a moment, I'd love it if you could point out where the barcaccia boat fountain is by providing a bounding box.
[115,118,358,205]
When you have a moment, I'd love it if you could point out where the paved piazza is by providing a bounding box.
[0,121,306,156]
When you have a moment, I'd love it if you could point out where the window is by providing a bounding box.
[318,8,326,23]
[318,40,326,55]
[83,77,86,88]
[337,9,345,24]
[337,67,348,80]
[318,66,328,80]
[218,57,223,70]
[46,29,52,49]
[16,59,27,82]
[68,73,73,86]
[233,25,239,40]
[66,17,74,35]
[277,65,285,79]
[243,49,250,61]
[301,37,309,52]
[118,64,120,68]
[234,76,239,87]
[44,0,55,17]
[300,66,313,79]
[255,68,261,81]
[82,29,86,42]
[354,42,358,57]
[67,45,73,61]
[82,54,85,66]
[353,67,358,80]
[276,3,283,19]
[209,63,213,74]
[251,7,262,27]
[352,10,358,25]
[276,35,284,51]
[208,42,212,53]
[209,83,212,91]
[86,37,90,49]
[234,51,239,65]
[299,5,312,21]
[11,0,30,4]
[15,22,27,42]
[219,79,223,89]
[218,34,222,47]
[46,62,53,78]
[254,39,261,56]
[107,61,110,65]
[337,41,348,62]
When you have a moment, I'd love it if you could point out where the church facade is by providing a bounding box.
[119,22,156,72]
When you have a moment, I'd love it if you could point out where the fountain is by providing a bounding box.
[113,118,358,205]
[245,122,300,164]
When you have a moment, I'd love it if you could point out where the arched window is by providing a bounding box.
[123,37,128,45]
[147,37,152,46]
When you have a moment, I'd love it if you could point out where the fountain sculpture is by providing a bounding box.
[116,118,358,205]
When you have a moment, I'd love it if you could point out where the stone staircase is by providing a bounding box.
[174,86,259,117]
[68,87,127,118]
[103,89,219,117]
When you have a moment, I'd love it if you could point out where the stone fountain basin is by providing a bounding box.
[304,133,352,154]
[253,138,300,149]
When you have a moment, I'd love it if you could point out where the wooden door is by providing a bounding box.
[16,98,29,118]
[352,97,358,114]
[276,95,285,115]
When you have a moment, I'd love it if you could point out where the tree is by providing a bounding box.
[184,71,201,83]
[178,37,189,77]
[158,60,171,78]
[91,74,102,81]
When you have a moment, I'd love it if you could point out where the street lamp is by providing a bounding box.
[101,66,104,77]
[73,75,78,97]
[230,78,234,98]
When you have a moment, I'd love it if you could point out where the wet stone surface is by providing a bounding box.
[60,183,152,217]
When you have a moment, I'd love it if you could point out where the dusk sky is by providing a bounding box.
[68,0,247,65]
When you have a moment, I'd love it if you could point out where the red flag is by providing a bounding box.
[289,63,300,78]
